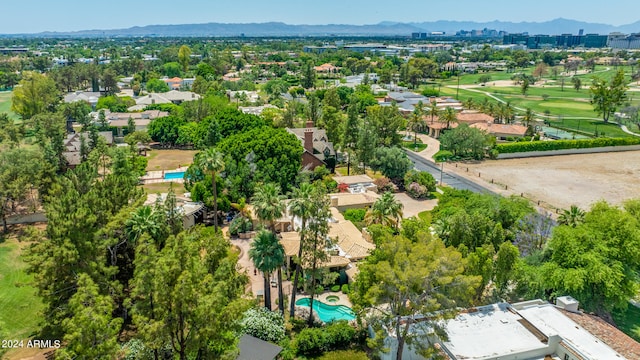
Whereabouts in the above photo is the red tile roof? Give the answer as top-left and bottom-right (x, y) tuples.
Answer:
(560, 309), (640, 360)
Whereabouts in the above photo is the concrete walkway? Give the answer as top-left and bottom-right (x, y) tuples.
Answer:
(621, 125), (640, 137)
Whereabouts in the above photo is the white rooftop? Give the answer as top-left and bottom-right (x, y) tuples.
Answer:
(443, 303), (545, 359)
(439, 300), (626, 360)
(517, 303), (625, 360)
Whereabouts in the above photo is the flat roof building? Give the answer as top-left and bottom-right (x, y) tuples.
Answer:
(383, 298), (632, 360)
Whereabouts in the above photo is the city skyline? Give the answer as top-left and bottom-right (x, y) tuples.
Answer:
(2, 0), (640, 34)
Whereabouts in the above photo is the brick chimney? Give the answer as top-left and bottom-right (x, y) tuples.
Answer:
(304, 128), (314, 153)
(306, 120), (314, 128)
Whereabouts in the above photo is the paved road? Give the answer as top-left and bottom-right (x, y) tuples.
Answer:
(405, 151), (495, 195)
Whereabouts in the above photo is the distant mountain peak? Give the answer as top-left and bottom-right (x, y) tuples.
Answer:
(2, 18), (639, 37)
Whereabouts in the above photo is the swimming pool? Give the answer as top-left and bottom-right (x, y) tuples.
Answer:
(164, 171), (185, 180)
(295, 297), (355, 322)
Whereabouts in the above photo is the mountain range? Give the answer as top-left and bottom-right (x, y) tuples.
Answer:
(5, 18), (640, 37)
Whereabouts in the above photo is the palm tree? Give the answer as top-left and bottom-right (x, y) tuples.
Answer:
(409, 103), (424, 147)
(427, 100), (440, 124)
(522, 107), (535, 132)
(288, 182), (314, 318)
(249, 230), (285, 312)
(231, 197), (252, 220)
(463, 97), (475, 110)
(197, 148), (225, 233)
(558, 205), (585, 228)
(126, 205), (165, 244)
(440, 107), (458, 129)
(252, 183), (287, 233)
(252, 182), (287, 313)
(365, 192), (404, 230)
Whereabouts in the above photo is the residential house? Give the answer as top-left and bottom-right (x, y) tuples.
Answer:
(332, 175), (377, 194)
(382, 297), (635, 360)
(239, 104), (278, 115)
(63, 91), (101, 109)
(128, 90), (201, 111)
(227, 90), (260, 103)
(162, 77), (195, 90)
(424, 110), (527, 139)
(278, 206), (375, 277)
(62, 131), (113, 168)
(93, 109), (168, 137)
(314, 63), (340, 73)
(286, 122), (337, 171)
(470, 122), (528, 140)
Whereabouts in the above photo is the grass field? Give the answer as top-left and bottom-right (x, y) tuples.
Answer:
(0, 91), (18, 120)
(146, 149), (198, 171)
(402, 140), (427, 152)
(0, 237), (43, 340)
(613, 304), (640, 342)
(440, 72), (640, 139)
(142, 182), (187, 196)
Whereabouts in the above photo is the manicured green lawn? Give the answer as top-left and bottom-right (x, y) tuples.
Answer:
(0, 239), (43, 340)
(613, 304), (640, 342)
(485, 86), (592, 99)
(402, 140), (427, 152)
(0, 91), (18, 120)
(317, 349), (369, 360)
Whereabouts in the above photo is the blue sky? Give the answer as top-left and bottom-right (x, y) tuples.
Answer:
(2, 0), (640, 33)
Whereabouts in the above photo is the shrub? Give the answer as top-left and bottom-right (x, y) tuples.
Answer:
(240, 307), (286, 343)
(295, 328), (327, 356)
(374, 176), (397, 193)
(407, 182), (428, 199)
(404, 170), (436, 198)
(331, 285), (341, 292)
(315, 285), (325, 294)
(341, 284), (349, 294)
(337, 182), (349, 193)
(496, 137), (640, 154)
(344, 208), (366, 222)
(421, 88), (440, 97)
(229, 216), (252, 236)
(294, 321), (356, 357)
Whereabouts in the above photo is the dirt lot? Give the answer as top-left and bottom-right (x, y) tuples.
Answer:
(146, 149), (198, 171)
(446, 151), (640, 211)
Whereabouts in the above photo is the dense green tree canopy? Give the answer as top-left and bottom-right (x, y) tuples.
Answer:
(440, 123), (492, 160)
(351, 234), (479, 360)
(370, 146), (413, 182)
(147, 115), (186, 146)
(11, 71), (59, 119)
(540, 201), (640, 315)
(217, 126), (302, 199)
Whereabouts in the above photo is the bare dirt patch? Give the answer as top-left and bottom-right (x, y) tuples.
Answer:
(145, 149), (198, 171)
(447, 151), (640, 211)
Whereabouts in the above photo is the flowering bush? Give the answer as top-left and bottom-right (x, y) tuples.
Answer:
(374, 176), (397, 193)
(407, 182), (428, 199)
(240, 307), (286, 343)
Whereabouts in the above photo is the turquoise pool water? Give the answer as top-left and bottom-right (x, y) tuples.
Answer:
(164, 171), (185, 180)
(295, 297), (355, 322)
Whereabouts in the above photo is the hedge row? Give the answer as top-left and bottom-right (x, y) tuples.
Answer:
(495, 137), (640, 154)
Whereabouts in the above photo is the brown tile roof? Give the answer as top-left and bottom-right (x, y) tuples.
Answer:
(280, 232), (301, 257)
(560, 309), (640, 360)
(456, 111), (494, 124)
(426, 121), (458, 130)
(470, 122), (527, 136)
(329, 208), (375, 260)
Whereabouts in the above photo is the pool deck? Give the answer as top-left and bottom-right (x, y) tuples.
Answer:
(298, 291), (353, 308)
(141, 167), (188, 184)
